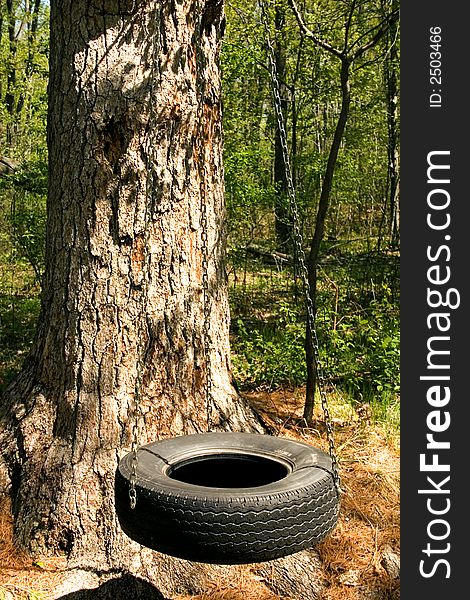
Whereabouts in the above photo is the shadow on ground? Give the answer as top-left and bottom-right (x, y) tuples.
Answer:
(56, 574), (166, 600)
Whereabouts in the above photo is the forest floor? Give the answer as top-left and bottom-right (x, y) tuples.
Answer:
(0, 388), (400, 600)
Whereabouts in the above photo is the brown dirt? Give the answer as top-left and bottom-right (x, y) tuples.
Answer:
(0, 389), (399, 599)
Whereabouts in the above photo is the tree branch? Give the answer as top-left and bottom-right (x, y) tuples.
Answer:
(287, 0), (342, 58)
(343, 0), (357, 54)
(350, 8), (399, 61)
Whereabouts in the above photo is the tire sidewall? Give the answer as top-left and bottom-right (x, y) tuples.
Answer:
(118, 432), (335, 501)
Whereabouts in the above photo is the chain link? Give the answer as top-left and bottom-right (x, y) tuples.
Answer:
(129, 361), (144, 509)
(260, 0), (341, 495)
(198, 101), (213, 432)
(128, 2), (160, 509)
(201, 188), (213, 431)
(129, 4), (215, 511)
(194, 8), (214, 432)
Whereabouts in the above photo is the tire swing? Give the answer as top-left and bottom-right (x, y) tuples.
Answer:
(115, 1), (341, 565)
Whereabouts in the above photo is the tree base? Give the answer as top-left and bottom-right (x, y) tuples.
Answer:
(51, 550), (325, 600)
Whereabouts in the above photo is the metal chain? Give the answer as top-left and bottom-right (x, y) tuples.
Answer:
(129, 4), (214, 512)
(128, 2), (160, 509)
(128, 226), (151, 509)
(200, 181), (213, 431)
(129, 366), (143, 509)
(259, 0), (341, 494)
(191, 0), (214, 432)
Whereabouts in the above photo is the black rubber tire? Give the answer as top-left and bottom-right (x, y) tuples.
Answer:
(115, 432), (339, 564)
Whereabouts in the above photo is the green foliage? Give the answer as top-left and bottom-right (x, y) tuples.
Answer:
(325, 286), (400, 398)
(222, 0), (399, 247)
(0, 287), (40, 394)
(0, 157), (47, 281)
(0, 2), (49, 290)
(222, 2), (275, 245)
(231, 302), (307, 389)
(229, 253), (400, 404)
(0, 0), (50, 159)
(8, 191), (46, 282)
(0, 2), (48, 392)
(369, 390), (400, 438)
(0, 158), (48, 194)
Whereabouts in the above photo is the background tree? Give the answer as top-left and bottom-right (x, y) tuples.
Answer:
(287, 0), (399, 422)
(221, 2), (274, 249)
(0, 0), (48, 280)
(215, 0), (399, 407)
(381, 0), (400, 249)
(1, 0), (46, 150)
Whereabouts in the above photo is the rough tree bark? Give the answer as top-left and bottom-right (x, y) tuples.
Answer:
(304, 56), (351, 424)
(0, 2), (326, 598)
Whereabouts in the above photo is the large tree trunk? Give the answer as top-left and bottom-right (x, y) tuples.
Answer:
(0, 0), (264, 589)
(0, 3), (327, 597)
(304, 57), (351, 424)
(384, 0), (400, 249)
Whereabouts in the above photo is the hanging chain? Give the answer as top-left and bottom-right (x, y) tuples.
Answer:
(198, 113), (213, 427)
(194, 8), (214, 433)
(128, 3), (160, 509)
(200, 180), (213, 431)
(259, 0), (341, 494)
(128, 206), (152, 509)
(129, 365), (144, 509)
